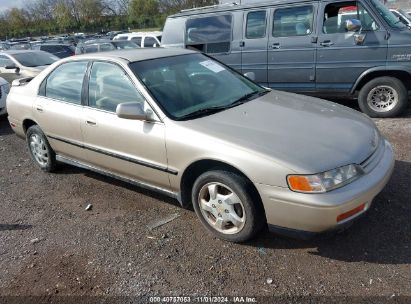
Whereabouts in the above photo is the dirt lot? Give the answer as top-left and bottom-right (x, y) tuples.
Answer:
(0, 102), (410, 302)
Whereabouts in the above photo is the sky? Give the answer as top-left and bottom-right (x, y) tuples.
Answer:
(0, 0), (25, 12)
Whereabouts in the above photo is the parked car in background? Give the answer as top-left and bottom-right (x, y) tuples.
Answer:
(75, 39), (140, 55)
(6, 48), (394, 242)
(0, 50), (59, 83)
(106, 30), (129, 40)
(389, 8), (411, 27)
(32, 44), (75, 58)
(0, 43), (9, 51)
(162, 0), (411, 118)
(8, 42), (31, 50)
(0, 77), (9, 116)
(113, 31), (162, 48)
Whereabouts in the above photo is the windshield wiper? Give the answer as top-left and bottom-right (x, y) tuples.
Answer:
(177, 106), (229, 120)
(177, 90), (270, 121)
(229, 90), (269, 107)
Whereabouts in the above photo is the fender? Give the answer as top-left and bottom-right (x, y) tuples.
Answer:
(350, 65), (411, 94)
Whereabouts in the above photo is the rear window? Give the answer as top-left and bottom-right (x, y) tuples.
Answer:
(185, 14), (232, 54)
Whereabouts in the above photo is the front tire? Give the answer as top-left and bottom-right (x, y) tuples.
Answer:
(26, 125), (57, 172)
(192, 170), (265, 242)
(358, 77), (408, 118)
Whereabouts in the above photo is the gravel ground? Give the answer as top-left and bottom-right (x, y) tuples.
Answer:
(0, 102), (410, 302)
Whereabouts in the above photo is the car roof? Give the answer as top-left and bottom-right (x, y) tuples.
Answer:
(170, 0), (314, 17)
(71, 48), (196, 62)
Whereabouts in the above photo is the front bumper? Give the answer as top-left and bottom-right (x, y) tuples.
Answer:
(255, 139), (395, 236)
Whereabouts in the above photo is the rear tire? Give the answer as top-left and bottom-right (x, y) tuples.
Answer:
(192, 170), (265, 243)
(26, 125), (57, 172)
(358, 77), (408, 118)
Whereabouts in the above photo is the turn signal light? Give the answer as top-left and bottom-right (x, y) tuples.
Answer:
(287, 176), (314, 192)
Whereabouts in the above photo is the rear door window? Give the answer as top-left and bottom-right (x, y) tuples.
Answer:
(185, 14), (232, 54)
(44, 62), (88, 104)
(273, 6), (314, 37)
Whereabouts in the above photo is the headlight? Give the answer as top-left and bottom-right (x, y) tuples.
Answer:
(287, 164), (363, 193)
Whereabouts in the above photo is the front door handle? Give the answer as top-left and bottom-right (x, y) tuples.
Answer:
(320, 40), (334, 47)
(85, 119), (97, 126)
(271, 43), (281, 49)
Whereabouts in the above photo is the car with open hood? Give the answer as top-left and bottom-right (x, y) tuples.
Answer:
(6, 48), (394, 242)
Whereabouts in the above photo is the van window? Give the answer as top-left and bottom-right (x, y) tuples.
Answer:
(246, 11), (267, 39)
(186, 14), (232, 54)
(273, 6), (314, 37)
(323, 2), (379, 34)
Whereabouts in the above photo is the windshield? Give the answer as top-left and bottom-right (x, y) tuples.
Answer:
(13, 51), (59, 67)
(370, 0), (406, 29)
(130, 53), (266, 120)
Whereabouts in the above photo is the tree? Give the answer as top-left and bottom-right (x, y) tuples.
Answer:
(129, 0), (160, 28)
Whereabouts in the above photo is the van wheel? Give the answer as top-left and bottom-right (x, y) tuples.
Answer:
(192, 170), (265, 243)
(358, 77), (408, 118)
(26, 125), (57, 172)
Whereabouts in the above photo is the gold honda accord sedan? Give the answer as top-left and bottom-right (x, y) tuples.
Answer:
(7, 49), (395, 242)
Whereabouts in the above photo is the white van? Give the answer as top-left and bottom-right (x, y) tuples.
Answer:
(112, 32), (162, 48)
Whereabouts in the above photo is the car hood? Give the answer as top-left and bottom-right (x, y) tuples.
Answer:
(180, 91), (379, 174)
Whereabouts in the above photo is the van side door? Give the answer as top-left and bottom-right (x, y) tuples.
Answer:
(316, 0), (388, 93)
(241, 9), (269, 86)
(267, 2), (318, 92)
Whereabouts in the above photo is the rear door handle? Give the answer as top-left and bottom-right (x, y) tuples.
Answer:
(320, 40), (334, 47)
(35, 106), (43, 112)
(271, 43), (281, 49)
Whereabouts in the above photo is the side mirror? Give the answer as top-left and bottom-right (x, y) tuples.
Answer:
(244, 72), (256, 81)
(345, 19), (362, 32)
(5, 64), (20, 73)
(116, 102), (154, 121)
